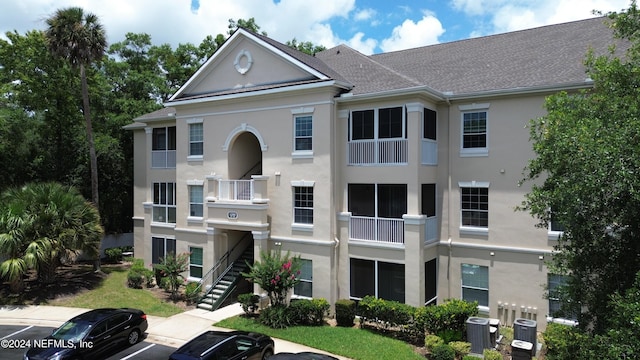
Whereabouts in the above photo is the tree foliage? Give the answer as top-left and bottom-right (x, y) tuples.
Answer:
(520, 1), (640, 333)
(242, 249), (301, 307)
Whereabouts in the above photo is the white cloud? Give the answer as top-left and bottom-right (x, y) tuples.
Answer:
(354, 8), (376, 22)
(380, 13), (445, 52)
(347, 32), (378, 55)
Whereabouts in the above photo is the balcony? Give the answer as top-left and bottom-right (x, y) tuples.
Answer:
(349, 216), (405, 244)
(151, 150), (176, 168)
(206, 175), (269, 231)
(348, 139), (408, 165)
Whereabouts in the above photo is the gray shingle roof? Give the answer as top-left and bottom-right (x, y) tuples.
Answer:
(317, 17), (626, 96)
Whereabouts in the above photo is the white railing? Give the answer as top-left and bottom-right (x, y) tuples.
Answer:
(425, 216), (438, 243)
(218, 180), (253, 201)
(151, 150), (176, 168)
(348, 139), (408, 165)
(350, 216), (404, 244)
(421, 139), (437, 165)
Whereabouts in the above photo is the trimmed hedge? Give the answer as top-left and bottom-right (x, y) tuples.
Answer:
(335, 299), (356, 327)
(288, 298), (330, 326)
(431, 344), (456, 360)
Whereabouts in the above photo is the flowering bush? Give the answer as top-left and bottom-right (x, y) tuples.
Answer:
(153, 252), (190, 300)
(242, 249), (301, 307)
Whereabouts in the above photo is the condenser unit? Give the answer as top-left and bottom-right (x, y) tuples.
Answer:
(513, 318), (537, 356)
(466, 317), (491, 354)
(511, 340), (534, 360)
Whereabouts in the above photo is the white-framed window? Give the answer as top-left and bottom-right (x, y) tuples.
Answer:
(548, 274), (577, 321)
(461, 263), (489, 309)
(292, 181), (314, 229)
(425, 258), (438, 306)
(349, 258), (405, 302)
(188, 121), (203, 157)
(151, 236), (176, 264)
(189, 185), (203, 218)
(548, 208), (566, 240)
(189, 247), (203, 279)
(153, 182), (176, 224)
(294, 259), (312, 298)
(459, 181), (489, 235)
(459, 103), (489, 157)
(292, 107), (314, 158)
(151, 126), (177, 168)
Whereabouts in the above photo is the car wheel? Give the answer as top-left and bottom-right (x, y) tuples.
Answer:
(127, 329), (140, 345)
(262, 348), (273, 359)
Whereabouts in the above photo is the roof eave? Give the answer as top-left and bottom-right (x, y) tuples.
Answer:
(446, 79), (595, 101)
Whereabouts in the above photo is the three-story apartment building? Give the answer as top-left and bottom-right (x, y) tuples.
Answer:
(125, 17), (620, 329)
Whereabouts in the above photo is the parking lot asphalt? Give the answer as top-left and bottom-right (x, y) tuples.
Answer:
(0, 304), (350, 359)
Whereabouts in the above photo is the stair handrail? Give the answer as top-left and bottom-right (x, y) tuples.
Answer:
(240, 160), (262, 180)
(194, 234), (253, 295)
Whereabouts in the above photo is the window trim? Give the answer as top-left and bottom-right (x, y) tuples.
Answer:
(458, 181), (489, 235)
(293, 258), (313, 298)
(151, 236), (176, 264)
(461, 263), (489, 312)
(349, 258), (405, 302)
(152, 182), (176, 224)
(188, 184), (204, 221)
(291, 181), (314, 230)
(292, 107), (314, 158)
(187, 119), (204, 161)
(459, 103), (489, 157)
(188, 246), (203, 280)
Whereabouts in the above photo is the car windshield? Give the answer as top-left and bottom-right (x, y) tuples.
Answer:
(51, 320), (91, 342)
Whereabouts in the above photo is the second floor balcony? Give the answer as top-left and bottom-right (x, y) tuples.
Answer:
(348, 215), (439, 245)
(348, 138), (408, 165)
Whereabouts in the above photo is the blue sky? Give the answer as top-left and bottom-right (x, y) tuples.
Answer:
(0, 0), (632, 55)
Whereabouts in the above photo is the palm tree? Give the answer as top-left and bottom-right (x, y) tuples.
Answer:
(0, 183), (103, 290)
(45, 7), (106, 271)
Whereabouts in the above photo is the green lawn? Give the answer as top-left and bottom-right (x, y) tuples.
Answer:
(52, 266), (184, 317)
(216, 316), (425, 360)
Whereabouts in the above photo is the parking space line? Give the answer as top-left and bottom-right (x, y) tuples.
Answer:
(1, 325), (34, 340)
(120, 343), (156, 359)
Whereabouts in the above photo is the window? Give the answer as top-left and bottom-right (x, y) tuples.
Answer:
(350, 258), (405, 302)
(459, 103), (489, 156)
(460, 185), (488, 229)
(422, 184), (436, 218)
(189, 247), (203, 279)
(294, 259), (312, 297)
(351, 109), (374, 140)
(549, 208), (566, 239)
(425, 259), (437, 305)
(348, 184), (407, 218)
(293, 186), (313, 225)
(189, 122), (203, 157)
(153, 182), (176, 223)
(151, 236), (176, 264)
(151, 126), (176, 168)
(548, 274), (577, 320)
(189, 185), (203, 218)
(378, 107), (404, 138)
(461, 263), (488, 307)
(423, 108), (437, 141)
(294, 115), (312, 151)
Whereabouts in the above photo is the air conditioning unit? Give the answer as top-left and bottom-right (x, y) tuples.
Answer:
(466, 317), (491, 354)
(489, 318), (501, 347)
(513, 318), (537, 356)
(511, 340), (533, 360)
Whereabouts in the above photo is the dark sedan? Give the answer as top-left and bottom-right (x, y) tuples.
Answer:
(270, 352), (338, 360)
(168, 330), (274, 360)
(24, 308), (148, 360)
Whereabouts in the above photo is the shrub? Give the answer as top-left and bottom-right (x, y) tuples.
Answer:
(425, 334), (445, 352)
(105, 247), (123, 263)
(142, 268), (155, 287)
(153, 252), (190, 300)
(242, 249), (302, 307)
(288, 298), (330, 326)
(431, 344), (456, 360)
(358, 295), (415, 329)
(335, 299), (356, 327)
(462, 356), (478, 360)
(482, 349), (501, 360)
(184, 281), (201, 304)
(131, 258), (145, 269)
(127, 269), (144, 288)
(542, 322), (585, 360)
(238, 293), (260, 315)
(259, 304), (291, 329)
(422, 298), (478, 340)
(449, 341), (471, 358)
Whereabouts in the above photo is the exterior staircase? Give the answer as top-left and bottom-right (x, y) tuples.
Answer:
(196, 245), (254, 311)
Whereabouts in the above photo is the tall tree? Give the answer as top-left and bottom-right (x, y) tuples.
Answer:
(45, 7), (106, 210)
(520, 4), (640, 333)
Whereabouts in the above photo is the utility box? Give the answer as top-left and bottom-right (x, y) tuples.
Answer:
(511, 340), (533, 360)
(489, 318), (500, 347)
(513, 318), (537, 356)
(466, 317), (491, 354)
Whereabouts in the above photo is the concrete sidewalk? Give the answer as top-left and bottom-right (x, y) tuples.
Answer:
(0, 304), (350, 359)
